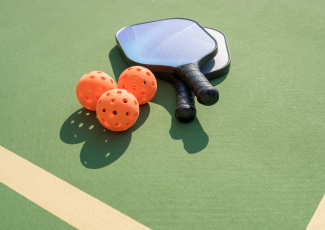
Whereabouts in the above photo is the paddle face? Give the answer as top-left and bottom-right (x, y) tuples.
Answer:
(116, 18), (217, 70)
(155, 27), (231, 82)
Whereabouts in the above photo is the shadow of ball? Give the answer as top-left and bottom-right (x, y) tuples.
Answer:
(60, 104), (150, 169)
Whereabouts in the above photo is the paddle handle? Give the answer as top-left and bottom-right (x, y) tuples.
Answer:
(176, 63), (219, 106)
(174, 77), (196, 123)
(154, 72), (196, 123)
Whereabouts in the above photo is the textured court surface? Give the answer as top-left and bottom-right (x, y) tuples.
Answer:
(1, 0), (325, 229)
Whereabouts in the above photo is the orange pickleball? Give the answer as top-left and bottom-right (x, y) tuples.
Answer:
(76, 71), (116, 111)
(96, 89), (140, 131)
(118, 66), (157, 105)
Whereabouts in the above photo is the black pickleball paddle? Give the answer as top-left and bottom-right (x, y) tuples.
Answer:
(116, 18), (219, 106)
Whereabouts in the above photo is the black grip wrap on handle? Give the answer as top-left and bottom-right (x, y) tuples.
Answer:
(174, 77), (196, 123)
(154, 72), (196, 123)
(175, 63), (219, 106)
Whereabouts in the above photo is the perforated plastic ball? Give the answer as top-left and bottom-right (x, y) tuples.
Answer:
(76, 71), (117, 111)
(118, 66), (157, 105)
(96, 89), (140, 131)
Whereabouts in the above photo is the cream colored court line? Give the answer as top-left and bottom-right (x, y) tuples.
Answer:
(0, 146), (150, 230)
(307, 194), (325, 230)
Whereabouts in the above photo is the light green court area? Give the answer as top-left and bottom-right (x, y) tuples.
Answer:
(1, 0), (325, 229)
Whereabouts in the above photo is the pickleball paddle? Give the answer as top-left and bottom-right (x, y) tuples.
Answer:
(155, 28), (231, 123)
(200, 28), (231, 79)
(116, 18), (219, 106)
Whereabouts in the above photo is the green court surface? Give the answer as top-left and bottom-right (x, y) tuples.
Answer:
(1, 0), (325, 229)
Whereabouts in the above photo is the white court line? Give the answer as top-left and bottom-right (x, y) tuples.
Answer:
(306, 194), (325, 230)
(0, 145), (150, 230)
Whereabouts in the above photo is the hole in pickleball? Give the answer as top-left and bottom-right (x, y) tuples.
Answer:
(136, 68), (141, 71)
(112, 110), (117, 115)
(96, 96), (100, 101)
(133, 75), (137, 80)
(114, 123), (119, 127)
(143, 81), (146, 85)
(110, 99), (115, 104)
(134, 100), (137, 105)
(89, 86), (94, 91)
(85, 96), (89, 100)
(126, 122), (130, 126)
(132, 86), (136, 90)
(102, 108), (106, 112)
(110, 79), (114, 84)
(151, 81), (155, 87)
(141, 91), (145, 95)
(123, 98), (128, 103)
(106, 92), (110, 97)
(100, 76), (105, 81)
(77, 92), (80, 97)
(135, 112), (138, 118)
(122, 85), (125, 89)
(117, 91), (122, 94)
(80, 82), (85, 87)
(146, 72), (150, 76)
(90, 75), (95, 79)
(100, 86), (105, 91)
(97, 71), (102, 73)
(128, 68), (132, 70)
(102, 119), (106, 123)
(126, 112), (130, 116)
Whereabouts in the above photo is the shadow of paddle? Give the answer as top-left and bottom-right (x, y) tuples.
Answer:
(109, 46), (209, 154)
(150, 79), (209, 153)
(60, 104), (150, 169)
(109, 46), (129, 79)
(210, 72), (228, 87)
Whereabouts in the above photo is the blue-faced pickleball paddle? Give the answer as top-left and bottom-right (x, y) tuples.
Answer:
(116, 18), (219, 106)
(155, 27), (231, 123)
